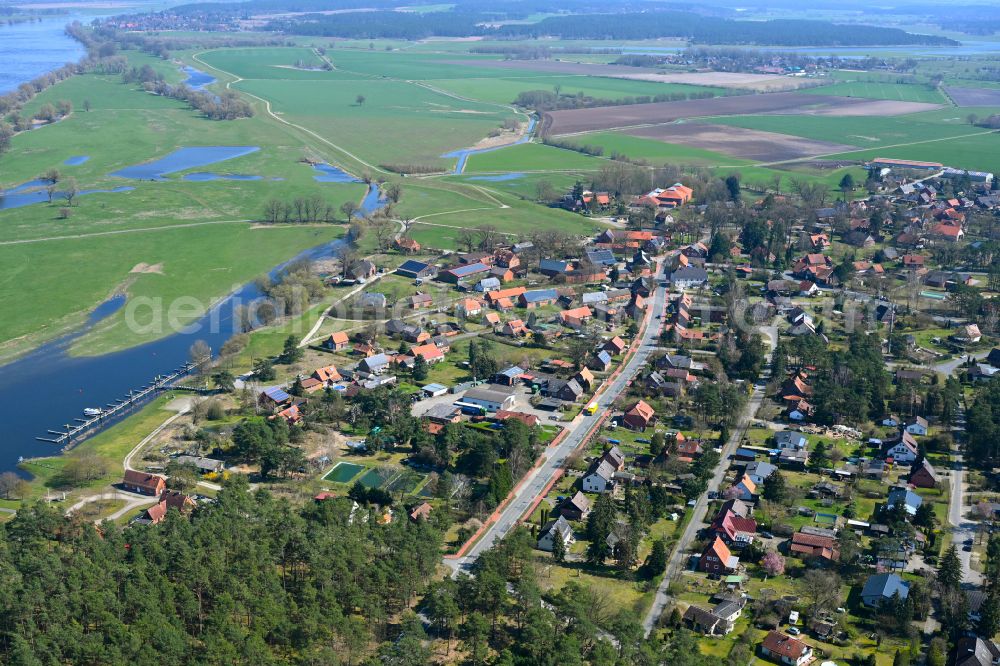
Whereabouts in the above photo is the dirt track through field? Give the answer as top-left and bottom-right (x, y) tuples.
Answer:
(545, 93), (942, 136)
(624, 122), (855, 162)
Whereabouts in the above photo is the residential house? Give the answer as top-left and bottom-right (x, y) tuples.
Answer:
(406, 293), (434, 310)
(604, 336), (627, 355)
(590, 350), (613, 372)
(789, 531), (839, 562)
(904, 416), (928, 436)
(575, 367), (595, 391)
(359, 353), (391, 376)
(347, 259), (377, 281)
(745, 462), (777, 486)
(779, 449), (809, 470)
(952, 324), (983, 344)
(887, 486), (923, 516)
(861, 573), (910, 608)
(711, 510), (757, 550)
(174, 455), (225, 475)
(537, 516), (574, 552)
(669, 266), (709, 289)
(908, 459), (939, 489)
(500, 319), (529, 337)
(456, 298), (483, 318)
(698, 537), (740, 575)
(883, 431), (919, 463)
(409, 502), (433, 522)
(954, 637), (1000, 666)
(393, 236), (421, 254)
(123, 470), (166, 496)
(322, 331), (350, 351)
(683, 605), (730, 635)
(582, 459), (617, 493)
(760, 631), (814, 666)
(560, 306), (594, 329)
(774, 431), (808, 450)
(732, 474), (758, 502)
(410, 344), (445, 364)
(557, 492), (592, 521)
(622, 400), (655, 431)
(494, 410), (539, 428)
(136, 489), (197, 525)
(539, 259), (573, 277)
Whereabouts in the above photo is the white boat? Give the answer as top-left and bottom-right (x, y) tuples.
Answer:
(83, 407), (103, 417)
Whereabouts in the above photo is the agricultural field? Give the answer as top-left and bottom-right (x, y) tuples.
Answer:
(426, 75), (717, 107)
(542, 92), (940, 136)
(799, 80), (948, 104)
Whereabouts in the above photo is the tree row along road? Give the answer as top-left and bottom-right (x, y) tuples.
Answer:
(642, 321), (778, 636)
(445, 261), (669, 574)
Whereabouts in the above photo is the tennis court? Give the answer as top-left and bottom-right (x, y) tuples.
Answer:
(323, 462), (365, 483)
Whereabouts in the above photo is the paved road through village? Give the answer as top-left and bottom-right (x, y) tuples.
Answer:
(444, 263), (669, 574)
(642, 322), (777, 635)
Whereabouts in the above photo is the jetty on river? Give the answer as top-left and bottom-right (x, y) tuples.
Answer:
(36, 361), (200, 448)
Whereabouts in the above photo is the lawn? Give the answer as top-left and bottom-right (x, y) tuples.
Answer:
(464, 142), (607, 173)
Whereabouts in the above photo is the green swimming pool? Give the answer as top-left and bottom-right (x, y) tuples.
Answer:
(323, 462), (365, 483)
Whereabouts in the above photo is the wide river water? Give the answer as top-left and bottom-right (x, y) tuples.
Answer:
(0, 15), (89, 94)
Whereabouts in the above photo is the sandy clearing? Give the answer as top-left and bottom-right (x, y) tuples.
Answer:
(130, 262), (164, 274)
(624, 122), (855, 162)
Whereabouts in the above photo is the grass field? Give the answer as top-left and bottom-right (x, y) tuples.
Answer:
(231, 76), (513, 167)
(799, 80), (948, 104)
(464, 142), (606, 172)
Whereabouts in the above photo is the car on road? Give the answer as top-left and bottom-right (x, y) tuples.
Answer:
(963, 545), (973, 552)
(707, 491), (718, 499)
(965, 538), (974, 545)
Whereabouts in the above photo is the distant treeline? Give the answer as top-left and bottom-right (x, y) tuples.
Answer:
(499, 14), (958, 46)
(380, 163), (444, 175)
(249, 8), (955, 47)
(514, 88), (719, 113)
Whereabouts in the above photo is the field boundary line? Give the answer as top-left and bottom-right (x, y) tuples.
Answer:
(0, 219), (250, 246)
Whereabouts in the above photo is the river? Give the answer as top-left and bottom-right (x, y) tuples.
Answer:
(0, 14), (90, 94)
(0, 234), (353, 475)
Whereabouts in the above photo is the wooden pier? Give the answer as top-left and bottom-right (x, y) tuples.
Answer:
(36, 362), (199, 447)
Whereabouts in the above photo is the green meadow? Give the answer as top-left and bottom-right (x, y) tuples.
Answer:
(464, 142), (606, 172)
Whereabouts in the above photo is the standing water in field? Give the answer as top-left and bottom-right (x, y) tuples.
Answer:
(442, 116), (537, 175)
(64, 155), (90, 166)
(182, 65), (216, 90)
(110, 146), (261, 180)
